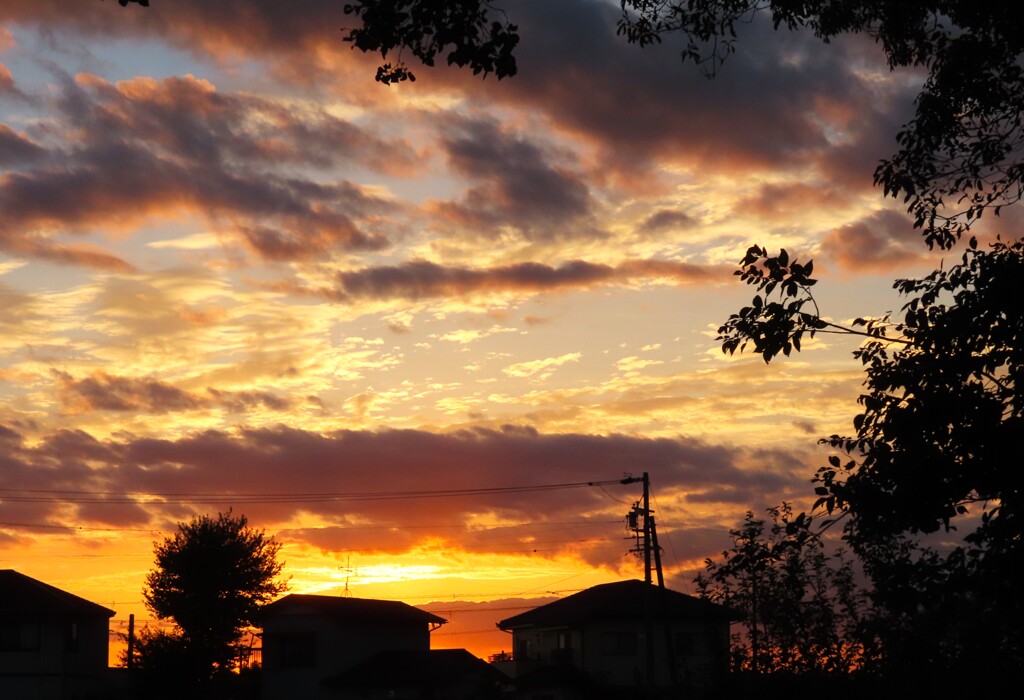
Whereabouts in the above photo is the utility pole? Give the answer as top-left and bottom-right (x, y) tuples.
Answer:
(622, 472), (679, 690)
(623, 473), (655, 689)
(126, 613), (135, 673)
(623, 472), (653, 584)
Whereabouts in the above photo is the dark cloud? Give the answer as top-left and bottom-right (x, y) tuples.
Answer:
(820, 209), (931, 271)
(14, 241), (134, 271)
(731, 181), (856, 220)
(462, 0), (889, 181)
(0, 1), (347, 63)
(0, 61), (26, 101)
(792, 420), (817, 435)
(53, 370), (293, 415)
(639, 209), (697, 233)
(0, 73), (407, 265)
(431, 117), (594, 240)
(54, 370), (200, 413)
(321, 258), (724, 302)
(1, 0), (907, 187)
(0, 125), (43, 165)
(0, 423), (803, 552)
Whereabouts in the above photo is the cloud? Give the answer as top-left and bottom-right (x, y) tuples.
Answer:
(0, 423), (801, 548)
(1, 0), (904, 188)
(0, 1), (349, 65)
(503, 353), (581, 379)
(731, 181), (856, 220)
(429, 117), (595, 240)
(639, 209), (698, 233)
(820, 209), (932, 271)
(53, 370), (293, 415)
(0, 125), (44, 166)
(319, 258), (725, 302)
(0, 62), (16, 96)
(449, 0), (894, 183)
(0, 73), (411, 266)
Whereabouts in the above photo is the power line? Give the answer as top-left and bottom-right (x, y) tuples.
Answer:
(0, 521), (162, 533)
(0, 479), (625, 506)
(0, 518), (621, 536)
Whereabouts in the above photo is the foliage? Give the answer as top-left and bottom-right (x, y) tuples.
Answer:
(125, 625), (262, 699)
(695, 504), (872, 675)
(342, 0), (518, 84)
(142, 511), (288, 682)
(122, 627), (195, 697)
(716, 245), (824, 363)
(718, 237), (1024, 678)
(719, 237), (1022, 538)
(816, 237), (1024, 678)
(815, 237), (1022, 542)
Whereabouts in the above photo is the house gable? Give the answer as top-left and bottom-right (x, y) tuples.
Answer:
(0, 569), (114, 700)
(497, 580), (730, 692)
(261, 594), (448, 700)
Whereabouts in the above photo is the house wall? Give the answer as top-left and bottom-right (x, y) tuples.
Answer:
(262, 614), (431, 700)
(0, 617), (110, 700)
(512, 626), (580, 668)
(580, 617), (728, 688)
(511, 617), (729, 690)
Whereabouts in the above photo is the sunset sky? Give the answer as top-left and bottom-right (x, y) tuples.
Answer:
(0, 0), (1001, 660)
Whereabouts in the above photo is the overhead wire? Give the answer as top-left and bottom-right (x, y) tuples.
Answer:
(0, 478), (626, 506)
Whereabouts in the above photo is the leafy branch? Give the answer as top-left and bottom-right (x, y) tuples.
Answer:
(342, 1), (518, 84)
(716, 245), (910, 363)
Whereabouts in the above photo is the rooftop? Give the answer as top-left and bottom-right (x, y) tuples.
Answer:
(263, 593), (446, 626)
(0, 569), (115, 621)
(497, 579), (730, 630)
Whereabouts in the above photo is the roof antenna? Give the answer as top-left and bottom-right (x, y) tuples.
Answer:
(339, 554), (355, 598)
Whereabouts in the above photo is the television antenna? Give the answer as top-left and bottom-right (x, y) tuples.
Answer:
(339, 554), (357, 597)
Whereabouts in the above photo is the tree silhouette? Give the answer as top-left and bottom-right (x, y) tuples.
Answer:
(696, 504), (871, 675)
(343, 0), (518, 84)
(718, 238), (1024, 682)
(141, 511), (288, 684)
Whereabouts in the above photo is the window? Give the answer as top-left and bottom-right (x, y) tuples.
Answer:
(0, 622), (41, 652)
(65, 622), (79, 652)
(516, 639), (534, 660)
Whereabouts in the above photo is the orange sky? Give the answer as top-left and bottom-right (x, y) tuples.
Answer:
(0, 0), (1004, 663)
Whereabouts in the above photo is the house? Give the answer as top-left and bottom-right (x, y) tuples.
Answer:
(0, 569), (115, 700)
(260, 593), (447, 700)
(496, 579), (731, 698)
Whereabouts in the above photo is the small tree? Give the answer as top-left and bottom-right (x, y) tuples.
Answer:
(695, 504), (872, 675)
(141, 511), (288, 683)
